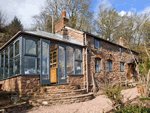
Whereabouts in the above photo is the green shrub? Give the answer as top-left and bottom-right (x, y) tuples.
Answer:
(139, 97), (150, 101)
(104, 86), (122, 105)
(115, 105), (150, 113)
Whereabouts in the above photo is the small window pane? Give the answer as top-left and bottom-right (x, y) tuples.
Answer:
(0, 53), (3, 80)
(106, 61), (109, 72)
(107, 60), (112, 72)
(75, 61), (81, 74)
(95, 58), (101, 73)
(120, 62), (124, 72)
(42, 42), (48, 75)
(10, 44), (13, 77)
(66, 46), (74, 74)
(1, 52), (4, 79)
(95, 39), (100, 49)
(5, 49), (8, 78)
(24, 57), (36, 74)
(75, 49), (81, 60)
(25, 39), (36, 55)
(37, 40), (40, 74)
(110, 61), (112, 71)
(14, 57), (20, 75)
(15, 40), (19, 56)
(119, 48), (122, 54)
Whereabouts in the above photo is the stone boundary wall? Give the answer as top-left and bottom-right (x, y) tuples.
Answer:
(1, 75), (40, 96)
(67, 75), (84, 89)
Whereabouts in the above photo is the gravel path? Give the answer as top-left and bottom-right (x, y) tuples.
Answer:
(21, 95), (113, 113)
(21, 87), (140, 113)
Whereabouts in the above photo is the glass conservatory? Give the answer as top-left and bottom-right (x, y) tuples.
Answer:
(0, 31), (83, 84)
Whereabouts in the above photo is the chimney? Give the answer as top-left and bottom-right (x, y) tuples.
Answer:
(55, 10), (69, 34)
(119, 37), (124, 46)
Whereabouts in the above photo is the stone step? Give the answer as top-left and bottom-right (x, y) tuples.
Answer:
(43, 84), (80, 91)
(29, 92), (94, 106)
(35, 89), (87, 98)
(41, 85), (80, 93)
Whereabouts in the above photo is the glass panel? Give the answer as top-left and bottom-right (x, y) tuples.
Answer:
(14, 57), (20, 75)
(95, 39), (99, 49)
(24, 56), (36, 74)
(75, 61), (81, 74)
(10, 44), (13, 77)
(42, 41), (48, 75)
(66, 46), (74, 74)
(25, 39), (36, 55)
(75, 49), (81, 60)
(37, 40), (40, 74)
(59, 46), (65, 79)
(120, 62), (124, 72)
(110, 61), (112, 71)
(0, 53), (3, 80)
(106, 61), (109, 72)
(1, 52), (4, 79)
(15, 40), (19, 56)
(119, 48), (122, 54)
(5, 49), (8, 78)
(95, 59), (101, 73)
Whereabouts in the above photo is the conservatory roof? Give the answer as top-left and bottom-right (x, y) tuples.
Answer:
(0, 30), (84, 50)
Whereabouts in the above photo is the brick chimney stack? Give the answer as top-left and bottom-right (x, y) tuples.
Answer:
(55, 10), (69, 34)
(62, 10), (66, 18)
(119, 37), (124, 46)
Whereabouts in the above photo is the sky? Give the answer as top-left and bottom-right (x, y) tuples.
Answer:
(1, 0), (150, 29)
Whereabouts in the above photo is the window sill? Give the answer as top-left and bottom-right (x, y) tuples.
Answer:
(67, 74), (84, 76)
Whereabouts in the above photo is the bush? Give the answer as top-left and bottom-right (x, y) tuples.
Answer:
(104, 86), (122, 105)
(115, 105), (150, 113)
(139, 97), (150, 101)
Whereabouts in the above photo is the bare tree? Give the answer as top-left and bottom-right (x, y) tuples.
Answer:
(0, 7), (8, 32)
(32, 0), (93, 33)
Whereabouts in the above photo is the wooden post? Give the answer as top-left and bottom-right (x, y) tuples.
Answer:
(92, 72), (96, 92)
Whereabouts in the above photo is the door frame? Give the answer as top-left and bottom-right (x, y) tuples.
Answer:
(40, 39), (51, 84)
(58, 44), (67, 84)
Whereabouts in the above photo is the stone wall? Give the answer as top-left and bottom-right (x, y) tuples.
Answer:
(1, 75), (40, 96)
(85, 35), (139, 90)
(67, 75), (84, 89)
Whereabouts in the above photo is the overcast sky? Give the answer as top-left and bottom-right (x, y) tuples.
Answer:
(0, 0), (45, 29)
(1, 0), (150, 29)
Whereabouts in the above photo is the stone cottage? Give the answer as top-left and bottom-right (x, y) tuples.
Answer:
(0, 10), (139, 95)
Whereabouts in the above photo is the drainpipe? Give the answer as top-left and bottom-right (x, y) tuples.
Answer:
(85, 33), (88, 92)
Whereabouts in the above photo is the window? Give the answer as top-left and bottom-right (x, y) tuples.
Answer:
(5, 49), (8, 78)
(15, 40), (19, 56)
(131, 51), (133, 56)
(75, 48), (82, 74)
(0, 53), (3, 80)
(95, 58), (101, 73)
(14, 57), (20, 75)
(37, 40), (40, 74)
(66, 46), (74, 74)
(14, 40), (20, 75)
(1, 51), (4, 79)
(25, 39), (36, 55)
(120, 62), (124, 72)
(119, 47), (122, 54)
(24, 38), (38, 74)
(106, 60), (112, 72)
(9, 44), (13, 77)
(42, 41), (48, 75)
(95, 39), (100, 49)
(24, 56), (36, 74)
(75, 48), (81, 59)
